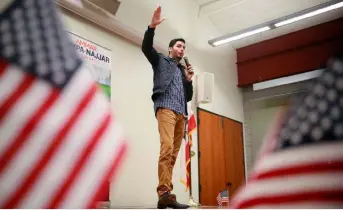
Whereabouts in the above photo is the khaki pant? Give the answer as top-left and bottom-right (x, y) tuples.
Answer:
(156, 108), (186, 196)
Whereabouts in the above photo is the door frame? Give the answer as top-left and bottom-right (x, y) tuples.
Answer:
(196, 107), (246, 204)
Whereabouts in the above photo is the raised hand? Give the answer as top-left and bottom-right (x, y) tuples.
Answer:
(150, 6), (165, 28)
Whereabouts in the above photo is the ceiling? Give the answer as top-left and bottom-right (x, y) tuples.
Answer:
(195, 0), (343, 49)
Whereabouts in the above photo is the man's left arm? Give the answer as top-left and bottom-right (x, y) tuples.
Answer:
(185, 80), (193, 102)
(183, 64), (194, 102)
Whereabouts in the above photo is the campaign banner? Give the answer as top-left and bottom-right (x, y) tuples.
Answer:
(68, 31), (112, 90)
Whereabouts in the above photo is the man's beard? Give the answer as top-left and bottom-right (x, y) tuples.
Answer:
(169, 54), (182, 62)
(176, 56), (182, 61)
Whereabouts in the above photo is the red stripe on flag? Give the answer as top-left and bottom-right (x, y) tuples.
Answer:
(235, 189), (343, 209)
(0, 74), (35, 122)
(0, 59), (8, 78)
(47, 113), (112, 208)
(0, 89), (59, 173)
(87, 141), (127, 209)
(185, 141), (190, 188)
(2, 84), (97, 208)
(188, 115), (196, 133)
(254, 160), (343, 180)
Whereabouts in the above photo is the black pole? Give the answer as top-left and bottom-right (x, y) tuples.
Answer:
(185, 120), (192, 197)
(188, 132), (192, 197)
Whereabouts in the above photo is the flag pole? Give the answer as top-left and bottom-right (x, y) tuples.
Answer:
(186, 121), (200, 207)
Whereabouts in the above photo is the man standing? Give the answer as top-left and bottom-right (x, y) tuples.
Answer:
(142, 6), (194, 209)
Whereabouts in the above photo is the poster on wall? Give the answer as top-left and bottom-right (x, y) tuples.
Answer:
(68, 31), (112, 99)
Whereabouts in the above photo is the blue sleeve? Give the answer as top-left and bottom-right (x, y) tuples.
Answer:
(141, 26), (159, 66)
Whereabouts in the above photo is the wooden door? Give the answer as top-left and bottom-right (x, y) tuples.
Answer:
(198, 109), (225, 206)
(198, 108), (245, 206)
(222, 118), (245, 197)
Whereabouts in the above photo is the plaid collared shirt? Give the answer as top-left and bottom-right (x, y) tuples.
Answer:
(154, 64), (187, 117)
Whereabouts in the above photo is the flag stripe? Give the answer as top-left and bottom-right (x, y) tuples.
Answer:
(232, 173), (343, 206)
(87, 142), (127, 208)
(235, 189), (343, 209)
(0, 80), (56, 205)
(252, 142), (343, 177)
(2, 84), (97, 208)
(255, 160), (343, 180)
(59, 123), (124, 208)
(47, 113), (112, 208)
(17, 88), (108, 208)
(0, 59), (7, 78)
(0, 88), (58, 174)
(0, 73), (35, 122)
(0, 77), (52, 156)
(0, 66), (24, 109)
(0, 70), (96, 208)
(188, 115), (196, 133)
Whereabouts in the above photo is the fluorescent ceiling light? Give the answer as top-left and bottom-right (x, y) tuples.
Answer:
(275, 1), (343, 27)
(208, 0), (343, 47)
(213, 26), (271, 46)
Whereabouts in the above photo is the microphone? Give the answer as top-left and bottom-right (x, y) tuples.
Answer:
(183, 57), (193, 74)
(184, 56), (190, 67)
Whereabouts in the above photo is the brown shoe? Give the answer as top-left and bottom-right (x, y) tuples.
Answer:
(157, 193), (189, 209)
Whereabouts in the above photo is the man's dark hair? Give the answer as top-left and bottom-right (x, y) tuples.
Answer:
(169, 38), (185, 48)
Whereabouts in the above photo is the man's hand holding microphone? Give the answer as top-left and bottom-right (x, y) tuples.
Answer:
(183, 57), (194, 82)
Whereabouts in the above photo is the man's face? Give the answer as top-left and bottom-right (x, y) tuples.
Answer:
(169, 41), (185, 59)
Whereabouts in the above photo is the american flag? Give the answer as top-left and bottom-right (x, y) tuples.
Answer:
(216, 190), (229, 206)
(230, 56), (343, 208)
(0, 0), (127, 208)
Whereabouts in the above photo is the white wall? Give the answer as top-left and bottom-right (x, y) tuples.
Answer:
(60, 0), (243, 207)
(250, 104), (288, 164)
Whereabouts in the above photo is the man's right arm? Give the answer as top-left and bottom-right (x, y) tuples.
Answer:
(141, 26), (159, 66)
